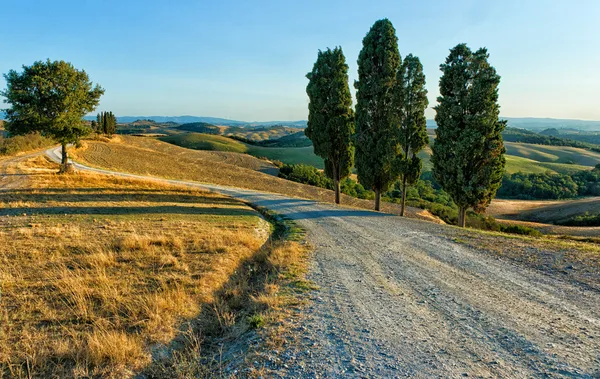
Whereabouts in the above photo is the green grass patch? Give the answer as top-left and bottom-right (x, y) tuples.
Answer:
(246, 145), (324, 168)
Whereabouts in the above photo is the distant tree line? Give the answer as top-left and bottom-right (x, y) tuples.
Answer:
(502, 127), (593, 149)
(93, 111), (117, 136)
(497, 165), (600, 200)
(305, 19), (505, 227)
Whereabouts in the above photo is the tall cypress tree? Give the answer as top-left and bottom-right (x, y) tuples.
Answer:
(107, 111), (116, 136)
(100, 111), (107, 134)
(305, 47), (354, 204)
(96, 113), (102, 133)
(354, 19), (402, 211)
(432, 44), (506, 227)
(395, 54), (429, 216)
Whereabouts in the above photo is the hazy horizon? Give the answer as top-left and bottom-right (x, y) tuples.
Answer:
(2, 0), (599, 121)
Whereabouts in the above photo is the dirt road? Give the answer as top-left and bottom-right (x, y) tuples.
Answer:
(44, 147), (600, 377)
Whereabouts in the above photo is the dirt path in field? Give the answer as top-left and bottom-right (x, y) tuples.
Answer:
(0, 153), (34, 189)
(44, 147), (600, 378)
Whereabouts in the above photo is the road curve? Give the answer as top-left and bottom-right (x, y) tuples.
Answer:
(45, 147), (600, 378)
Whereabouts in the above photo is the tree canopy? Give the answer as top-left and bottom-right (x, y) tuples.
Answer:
(1, 59), (104, 169)
(305, 47), (355, 204)
(432, 44), (506, 227)
(354, 19), (402, 210)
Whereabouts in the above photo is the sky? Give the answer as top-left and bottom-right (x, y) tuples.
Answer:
(1, 0), (599, 121)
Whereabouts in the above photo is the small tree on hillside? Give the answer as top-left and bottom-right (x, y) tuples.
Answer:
(395, 54), (429, 216)
(305, 47), (355, 204)
(1, 59), (104, 171)
(432, 44), (506, 227)
(354, 19), (402, 211)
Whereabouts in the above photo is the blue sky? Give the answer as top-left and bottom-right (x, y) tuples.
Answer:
(1, 0), (599, 121)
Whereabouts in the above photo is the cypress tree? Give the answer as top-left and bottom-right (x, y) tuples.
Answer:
(395, 54), (429, 216)
(354, 19), (402, 211)
(432, 44), (506, 227)
(96, 113), (102, 133)
(107, 112), (116, 136)
(102, 111), (108, 134)
(305, 47), (354, 204)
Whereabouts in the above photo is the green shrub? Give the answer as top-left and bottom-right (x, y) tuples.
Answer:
(498, 166), (600, 200)
(498, 223), (542, 236)
(278, 164), (333, 189)
(247, 313), (265, 329)
(0, 133), (55, 155)
(559, 212), (600, 226)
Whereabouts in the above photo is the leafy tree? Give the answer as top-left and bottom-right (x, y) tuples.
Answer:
(354, 19), (402, 211)
(395, 54), (429, 216)
(432, 44), (506, 227)
(1, 59), (104, 171)
(305, 47), (355, 204)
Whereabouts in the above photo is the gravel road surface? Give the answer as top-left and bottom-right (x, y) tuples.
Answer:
(43, 147), (600, 378)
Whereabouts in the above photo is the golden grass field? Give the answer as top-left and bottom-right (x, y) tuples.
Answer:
(487, 197), (600, 236)
(0, 155), (308, 378)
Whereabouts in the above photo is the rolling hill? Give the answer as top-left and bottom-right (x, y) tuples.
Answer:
(84, 114), (308, 128)
(162, 132), (325, 168)
(162, 131), (598, 175)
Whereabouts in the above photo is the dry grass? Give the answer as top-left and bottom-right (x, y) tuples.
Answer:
(486, 197), (600, 236)
(0, 156), (308, 378)
(71, 136), (433, 221)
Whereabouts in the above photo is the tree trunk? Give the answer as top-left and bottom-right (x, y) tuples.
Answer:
(61, 143), (68, 166)
(333, 163), (340, 204)
(59, 143), (73, 174)
(375, 189), (381, 211)
(458, 206), (467, 228)
(400, 176), (407, 217)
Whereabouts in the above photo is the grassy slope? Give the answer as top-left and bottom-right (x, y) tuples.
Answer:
(71, 137), (436, 221)
(161, 132), (325, 168)
(247, 145), (324, 168)
(489, 196), (600, 224)
(161, 133), (248, 153)
(0, 154), (308, 378)
(161, 132), (597, 176)
(0, 156), (261, 376)
(417, 145), (592, 175)
(504, 142), (600, 167)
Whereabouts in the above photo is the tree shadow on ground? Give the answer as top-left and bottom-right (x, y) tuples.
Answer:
(0, 188), (242, 206)
(0, 205), (256, 217)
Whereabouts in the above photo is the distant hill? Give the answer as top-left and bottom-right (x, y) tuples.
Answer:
(426, 117), (600, 132)
(83, 115), (307, 128)
(176, 122), (222, 134)
(502, 117), (600, 132)
(257, 131), (312, 147)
